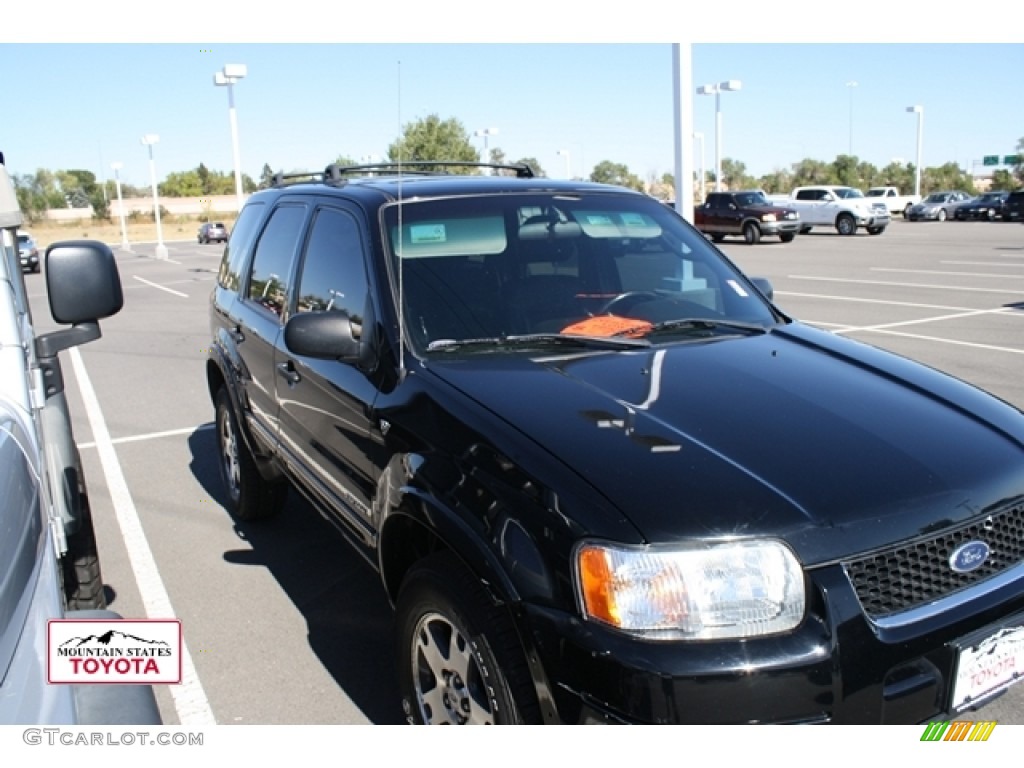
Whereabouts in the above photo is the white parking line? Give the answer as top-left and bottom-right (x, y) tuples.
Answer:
(847, 328), (1024, 355)
(789, 275), (1024, 295)
(776, 291), (979, 313)
(78, 424), (213, 450)
(941, 261), (1024, 268)
(871, 268), (1024, 280)
(132, 275), (189, 297)
(68, 348), (216, 726)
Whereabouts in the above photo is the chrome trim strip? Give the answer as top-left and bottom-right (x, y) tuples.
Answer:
(870, 561), (1024, 630)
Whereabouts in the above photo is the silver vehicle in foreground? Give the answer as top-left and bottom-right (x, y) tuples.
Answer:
(906, 191), (973, 222)
(0, 151), (161, 724)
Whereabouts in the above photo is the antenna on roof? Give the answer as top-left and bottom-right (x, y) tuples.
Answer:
(396, 60), (406, 380)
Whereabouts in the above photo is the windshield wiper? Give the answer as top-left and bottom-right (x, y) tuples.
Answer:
(612, 318), (769, 338)
(426, 333), (651, 352)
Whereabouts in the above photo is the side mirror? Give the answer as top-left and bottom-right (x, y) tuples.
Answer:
(750, 277), (774, 301)
(45, 240), (123, 324)
(284, 310), (361, 361)
(35, 241), (124, 361)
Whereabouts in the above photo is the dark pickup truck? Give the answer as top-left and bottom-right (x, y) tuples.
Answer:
(694, 190), (801, 244)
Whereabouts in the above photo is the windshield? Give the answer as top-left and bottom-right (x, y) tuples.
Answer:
(924, 194), (947, 203)
(383, 193), (781, 355)
(835, 188), (865, 199)
(734, 191), (768, 206)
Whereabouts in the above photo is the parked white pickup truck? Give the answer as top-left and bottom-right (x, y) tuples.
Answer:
(780, 186), (891, 236)
(866, 186), (921, 218)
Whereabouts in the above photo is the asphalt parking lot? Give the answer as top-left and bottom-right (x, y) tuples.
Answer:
(25, 217), (1024, 725)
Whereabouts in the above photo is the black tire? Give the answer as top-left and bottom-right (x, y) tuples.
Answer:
(395, 553), (540, 725)
(903, 205), (913, 218)
(710, 233), (725, 243)
(800, 226), (812, 234)
(836, 214), (857, 236)
(62, 485), (106, 610)
(779, 232), (795, 243)
(214, 388), (287, 521)
(866, 226), (885, 236)
(742, 221), (761, 245)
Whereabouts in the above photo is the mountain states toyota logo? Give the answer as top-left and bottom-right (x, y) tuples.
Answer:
(47, 619), (182, 684)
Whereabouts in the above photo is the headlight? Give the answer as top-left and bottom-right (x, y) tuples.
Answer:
(761, 214), (777, 222)
(575, 539), (805, 641)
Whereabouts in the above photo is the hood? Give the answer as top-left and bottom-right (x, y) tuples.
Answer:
(425, 324), (1024, 564)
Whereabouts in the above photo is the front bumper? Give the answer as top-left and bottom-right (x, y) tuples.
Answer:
(759, 219), (801, 236)
(908, 208), (941, 221)
(855, 213), (891, 228)
(19, 253), (39, 270)
(522, 563), (1024, 724)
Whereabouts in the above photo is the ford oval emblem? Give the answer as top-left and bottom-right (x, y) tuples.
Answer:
(949, 541), (990, 573)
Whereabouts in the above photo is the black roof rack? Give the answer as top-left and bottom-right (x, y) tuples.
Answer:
(325, 161), (535, 179)
(271, 160), (536, 189)
(271, 169), (331, 188)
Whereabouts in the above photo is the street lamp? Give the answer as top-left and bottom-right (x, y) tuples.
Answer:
(557, 148), (571, 180)
(846, 81), (858, 156)
(696, 80), (741, 192)
(475, 127), (498, 174)
(214, 63), (247, 212)
(693, 132), (705, 202)
(110, 162), (130, 252)
(906, 105), (924, 198)
(140, 134), (167, 260)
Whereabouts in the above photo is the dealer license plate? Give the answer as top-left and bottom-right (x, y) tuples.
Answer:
(951, 625), (1024, 711)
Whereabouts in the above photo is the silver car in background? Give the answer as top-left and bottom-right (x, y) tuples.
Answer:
(906, 191), (973, 222)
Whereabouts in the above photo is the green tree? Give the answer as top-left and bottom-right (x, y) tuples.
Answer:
(831, 155), (860, 187)
(1015, 137), (1024, 185)
(386, 114), (478, 173)
(922, 162), (974, 194)
(790, 158), (832, 187)
(197, 163), (212, 194)
(160, 170), (204, 197)
(991, 169), (1020, 191)
(877, 162), (914, 193)
(590, 160), (644, 190)
(720, 158), (754, 191)
(758, 168), (794, 195)
(259, 163), (275, 189)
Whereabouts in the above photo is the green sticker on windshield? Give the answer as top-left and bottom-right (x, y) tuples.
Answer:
(410, 224), (447, 244)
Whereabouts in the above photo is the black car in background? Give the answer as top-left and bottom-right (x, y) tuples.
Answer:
(955, 191), (1009, 220)
(1004, 190), (1024, 222)
(198, 221), (229, 244)
(207, 161), (1024, 725)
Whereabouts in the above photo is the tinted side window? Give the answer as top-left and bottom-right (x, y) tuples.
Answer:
(246, 204), (307, 319)
(795, 190), (815, 201)
(217, 201), (266, 290)
(295, 207), (369, 326)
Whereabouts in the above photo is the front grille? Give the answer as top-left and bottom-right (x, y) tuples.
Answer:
(843, 502), (1024, 619)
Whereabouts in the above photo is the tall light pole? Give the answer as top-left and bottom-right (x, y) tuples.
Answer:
(906, 105), (924, 198)
(846, 81), (858, 156)
(215, 64), (247, 212)
(693, 132), (705, 202)
(110, 161), (130, 252)
(140, 134), (167, 260)
(557, 148), (571, 179)
(696, 80), (741, 192)
(475, 127), (498, 174)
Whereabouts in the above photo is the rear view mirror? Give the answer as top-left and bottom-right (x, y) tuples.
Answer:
(45, 240), (124, 325)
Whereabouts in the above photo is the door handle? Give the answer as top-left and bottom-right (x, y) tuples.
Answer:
(276, 362), (301, 386)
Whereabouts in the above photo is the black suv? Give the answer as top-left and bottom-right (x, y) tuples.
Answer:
(207, 162), (1024, 725)
(1004, 190), (1024, 222)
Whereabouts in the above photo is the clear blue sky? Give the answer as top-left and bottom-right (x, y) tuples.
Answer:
(2, 6), (1022, 189)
